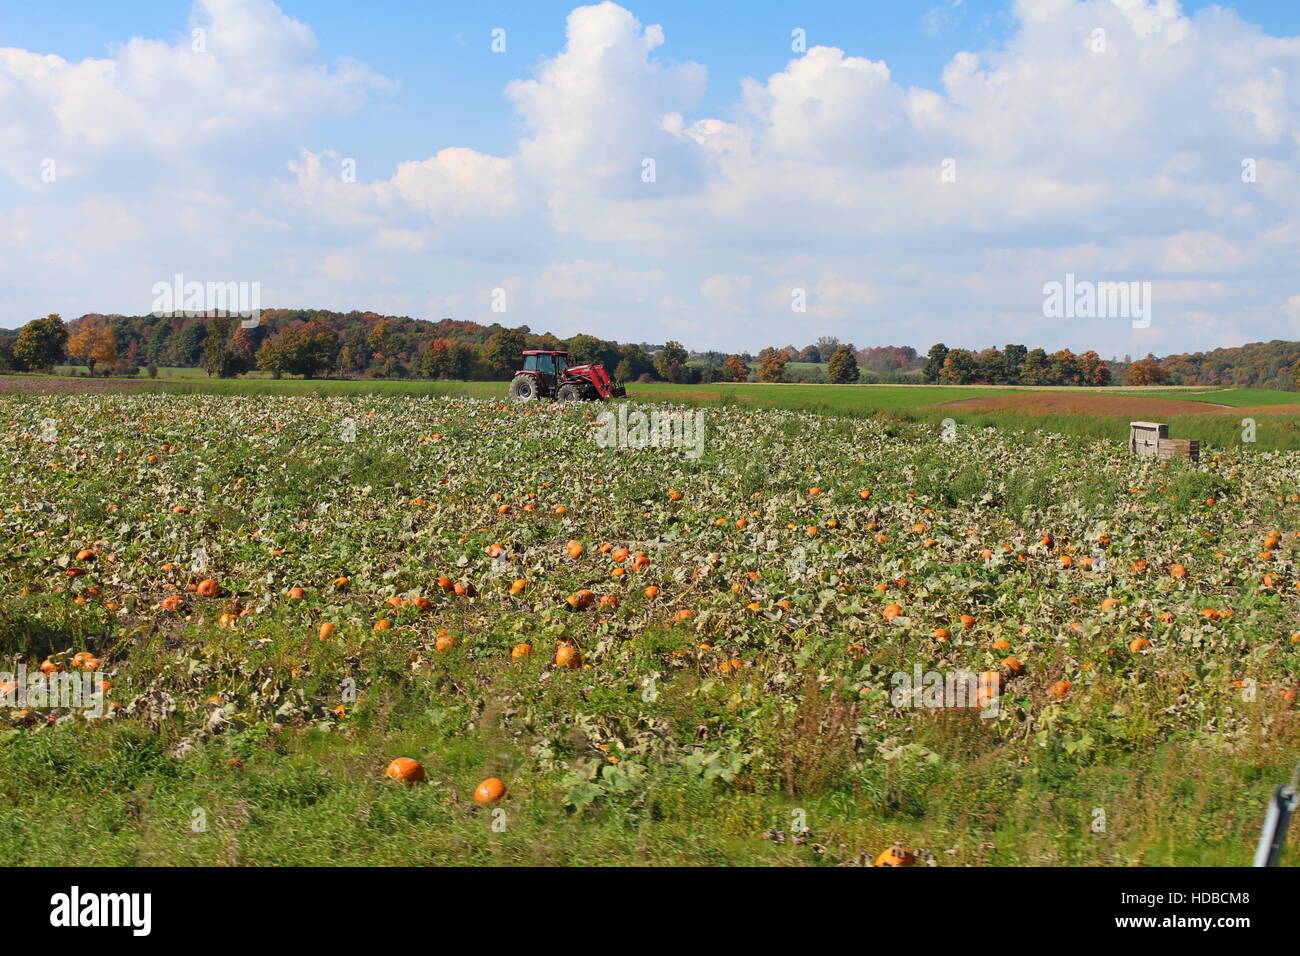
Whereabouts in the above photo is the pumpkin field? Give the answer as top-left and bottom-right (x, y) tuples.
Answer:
(1, 389), (1298, 865)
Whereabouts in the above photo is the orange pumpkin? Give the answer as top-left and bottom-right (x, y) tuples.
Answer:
(511, 643), (532, 659)
(882, 603), (902, 621)
(874, 843), (916, 867)
(567, 589), (595, 610)
(474, 777), (506, 805)
(555, 643), (582, 669)
(385, 757), (425, 785)
(196, 579), (218, 597)
(318, 622), (335, 641)
(566, 540), (585, 559)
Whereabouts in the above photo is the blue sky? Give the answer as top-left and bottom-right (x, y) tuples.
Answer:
(2, 0), (1299, 355)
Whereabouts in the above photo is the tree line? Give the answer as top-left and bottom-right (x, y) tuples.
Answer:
(2, 311), (1297, 390)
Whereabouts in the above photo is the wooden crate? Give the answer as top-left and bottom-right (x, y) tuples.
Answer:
(1157, 437), (1199, 462)
(1129, 421), (1168, 456)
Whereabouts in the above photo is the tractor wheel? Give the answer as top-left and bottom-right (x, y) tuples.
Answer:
(509, 374), (539, 402)
(555, 384), (582, 403)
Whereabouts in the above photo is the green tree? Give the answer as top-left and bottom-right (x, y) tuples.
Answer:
(164, 322), (208, 366)
(826, 344), (860, 383)
(1003, 344), (1028, 381)
(200, 316), (243, 378)
(481, 328), (527, 378)
(922, 343), (948, 383)
(566, 333), (616, 369)
(256, 318), (340, 378)
(446, 341), (477, 380)
(654, 341), (689, 382)
(13, 314), (68, 372)
(1019, 348), (1053, 385)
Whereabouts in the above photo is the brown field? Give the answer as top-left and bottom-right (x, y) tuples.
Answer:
(941, 392), (1300, 417)
(0, 375), (150, 395)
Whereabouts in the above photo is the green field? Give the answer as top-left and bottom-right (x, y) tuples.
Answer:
(14, 372), (1300, 450)
(2, 391), (1297, 865)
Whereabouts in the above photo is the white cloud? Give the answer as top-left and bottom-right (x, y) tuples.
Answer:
(2, 0), (1300, 358)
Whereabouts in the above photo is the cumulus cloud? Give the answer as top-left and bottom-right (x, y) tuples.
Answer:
(1, 0), (1299, 356)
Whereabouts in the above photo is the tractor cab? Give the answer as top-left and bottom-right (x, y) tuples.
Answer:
(522, 350), (567, 391)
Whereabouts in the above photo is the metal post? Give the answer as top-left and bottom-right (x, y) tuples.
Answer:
(1254, 762), (1300, 867)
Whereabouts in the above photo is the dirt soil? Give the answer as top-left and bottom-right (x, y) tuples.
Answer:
(938, 392), (1300, 417)
(0, 376), (154, 395)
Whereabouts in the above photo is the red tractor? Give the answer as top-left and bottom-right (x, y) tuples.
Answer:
(508, 350), (626, 403)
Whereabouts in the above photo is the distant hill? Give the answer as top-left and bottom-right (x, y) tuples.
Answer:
(1155, 339), (1300, 390)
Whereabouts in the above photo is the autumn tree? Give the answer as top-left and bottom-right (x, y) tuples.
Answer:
(1079, 350), (1111, 386)
(419, 337), (451, 379)
(757, 347), (787, 383)
(723, 354), (751, 382)
(67, 323), (101, 375)
(938, 348), (976, 384)
(92, 325), (117, 374)
(229, 326), (259, 375)
(826, 344), (860, 384)
(1050, 348), (1082, 385)
(1124, 354), (1167, 386)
